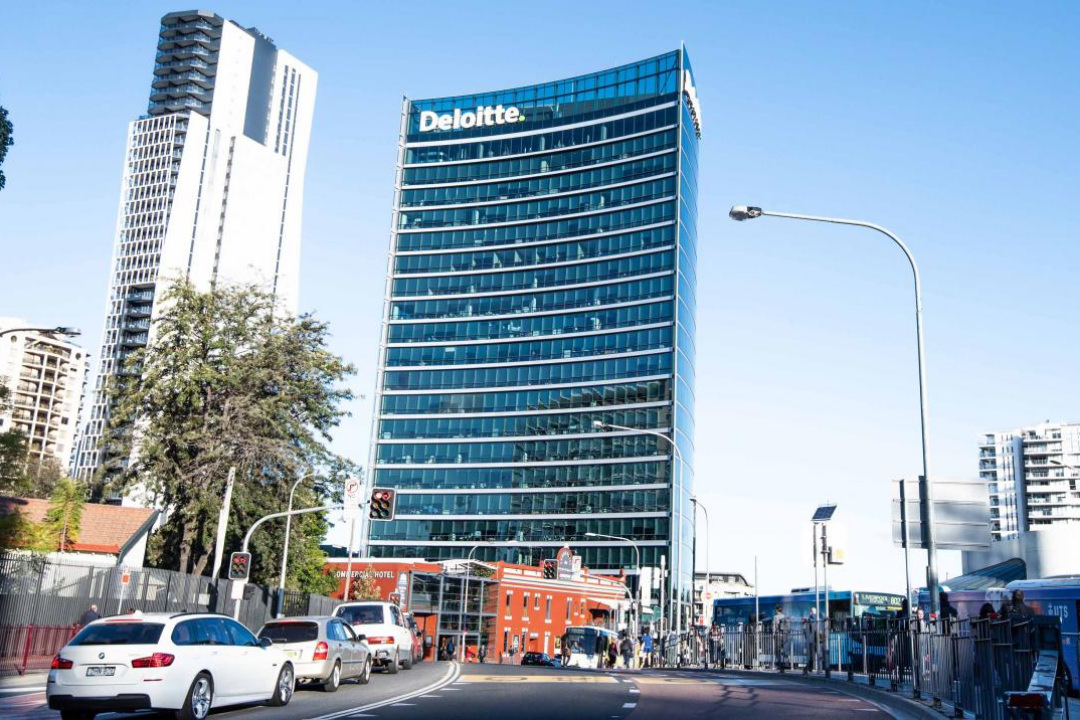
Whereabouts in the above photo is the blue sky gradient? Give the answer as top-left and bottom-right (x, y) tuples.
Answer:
(1, 1), (1077, 594)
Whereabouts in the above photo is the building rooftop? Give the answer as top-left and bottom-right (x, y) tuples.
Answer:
(0, 496), (157, 555)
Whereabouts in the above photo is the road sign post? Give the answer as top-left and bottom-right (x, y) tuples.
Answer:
(343, 477), (362, 601)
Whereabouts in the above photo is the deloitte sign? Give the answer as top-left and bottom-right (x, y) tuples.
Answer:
(419, 105), (525, 132)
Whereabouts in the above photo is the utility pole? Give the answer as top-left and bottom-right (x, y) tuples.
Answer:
(822, 523), (830, 678)
(210, 467), (236, 582)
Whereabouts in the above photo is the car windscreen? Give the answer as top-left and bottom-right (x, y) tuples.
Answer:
(259, 622), (319, 644)
(70, 622), (165, 645)
(336, 605), (384, 626)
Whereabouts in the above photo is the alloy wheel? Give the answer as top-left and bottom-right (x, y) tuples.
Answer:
(191, 677), (212, 719)
(279, 665), (294, 703)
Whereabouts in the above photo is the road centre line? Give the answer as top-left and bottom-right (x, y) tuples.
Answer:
(456, 674), (620, 683)
(304, 661), (461, 720)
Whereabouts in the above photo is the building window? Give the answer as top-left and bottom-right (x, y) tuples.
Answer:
(503, 628), (510, 654)
(534, 594), (540, 611)
(523, 593), (529, 618)
(580, 599), (585, 616)
(505, 590), (512, 613)
(545, 596), (552, 621)
(565, 600), (571, 622)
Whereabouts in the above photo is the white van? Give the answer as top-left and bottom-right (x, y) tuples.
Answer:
(334, 602), (414, 673)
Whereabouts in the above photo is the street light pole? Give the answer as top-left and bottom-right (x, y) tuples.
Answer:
(276, 470), (317, 617)
(235, 503), (341, 620)
(729, 205), (941, 617)
(0, 326), (81, 339)
(585, 531), (641, 639)
(593, 420), (683, 635)
(691, 497), (710, 625)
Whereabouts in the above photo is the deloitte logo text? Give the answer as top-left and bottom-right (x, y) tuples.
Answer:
(418, 105), (525, 132)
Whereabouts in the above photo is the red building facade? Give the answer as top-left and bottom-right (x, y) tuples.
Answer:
(325, 554), (627, 661)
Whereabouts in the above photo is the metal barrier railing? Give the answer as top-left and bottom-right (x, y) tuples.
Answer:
(648, 617), (1070, 720)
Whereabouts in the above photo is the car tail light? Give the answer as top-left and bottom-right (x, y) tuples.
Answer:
(313, 641), (329, 661)
(51, 655), (73, 670)
(365, 636), (394, 645)
(1006, 693), (1048, 710)
(131, 653), (175, 668)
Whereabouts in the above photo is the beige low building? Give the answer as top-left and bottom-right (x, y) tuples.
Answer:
(0, 319), (89, 471)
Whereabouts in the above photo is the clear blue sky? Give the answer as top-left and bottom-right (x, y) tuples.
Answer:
(2, 1), (1077, 595)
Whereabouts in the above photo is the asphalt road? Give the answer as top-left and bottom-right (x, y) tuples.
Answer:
(5, 662), (927, 719)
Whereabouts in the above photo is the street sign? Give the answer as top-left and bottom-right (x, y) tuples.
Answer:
(343, 477), (361, 523)
(120, 571), (131, 587)
(892, 477), (991, 550)
(230, 580), (245, 600)
(556, 546), (574, 581)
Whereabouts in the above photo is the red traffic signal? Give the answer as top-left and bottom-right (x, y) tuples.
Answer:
(228, 552), (251, 581)
(369, 488), (396, 522)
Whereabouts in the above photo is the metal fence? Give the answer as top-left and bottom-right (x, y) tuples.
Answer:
(0, 552), (338, 675)
(650, 617), (1071, 720)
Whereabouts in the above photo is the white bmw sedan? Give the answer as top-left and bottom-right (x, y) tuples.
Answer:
(46, 612), (295, 720)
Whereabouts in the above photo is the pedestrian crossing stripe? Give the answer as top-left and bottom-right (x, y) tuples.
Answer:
(457, 675), (620, 683)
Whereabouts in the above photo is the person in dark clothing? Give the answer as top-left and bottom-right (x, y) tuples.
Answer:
(998, 598), (1012, 619)
(978, 602), (995, 620)
(1009, 590), (1035, 622)
(478, 645), (487, 663)
(78, 604), (100, 627)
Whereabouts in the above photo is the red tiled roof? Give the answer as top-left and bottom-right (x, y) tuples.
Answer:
(0, 496), (156, 555)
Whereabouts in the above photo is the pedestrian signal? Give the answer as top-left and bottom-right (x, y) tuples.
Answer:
(369, 488), (396, 522)
(228, 552), (251, 581)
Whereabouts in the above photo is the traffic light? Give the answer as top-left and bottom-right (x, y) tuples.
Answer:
(369, 488), (396, 521)
(228, 552), (251, 581)
(542, 559), (557, 579)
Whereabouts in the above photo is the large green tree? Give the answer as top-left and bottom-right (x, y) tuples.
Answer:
(102, 280), (356, 590)
(0, 95), (12, 191)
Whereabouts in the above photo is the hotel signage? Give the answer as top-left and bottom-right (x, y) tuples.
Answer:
(419, 105), (525, 132)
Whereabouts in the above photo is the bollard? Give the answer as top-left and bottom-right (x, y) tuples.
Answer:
(19, 625), (35, 676)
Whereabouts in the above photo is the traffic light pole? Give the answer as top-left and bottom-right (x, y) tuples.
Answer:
(233, 504), (342, 619)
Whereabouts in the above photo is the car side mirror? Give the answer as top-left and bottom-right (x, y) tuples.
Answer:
(260, 636), (273, 649)
(355, 634), (366, 642)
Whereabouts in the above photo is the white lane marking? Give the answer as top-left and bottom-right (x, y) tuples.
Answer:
(420, 694), (442, 698)
(623, 703), (637, 708)
(629, 688), (640, 693)
(855, 710), (880, 712)
(390, 703), (415, 707)
(304, 662), (460, 720)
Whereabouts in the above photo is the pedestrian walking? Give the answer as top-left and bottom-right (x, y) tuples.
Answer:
(642, 631), (654, 668)
(607, 638), (618, 669)
(446, 637), (456, 662)
(772, 605), (787, 670)
(620, 634), (634, 669)
(78, 604), (100, 627)
(478, 644), (487, 663)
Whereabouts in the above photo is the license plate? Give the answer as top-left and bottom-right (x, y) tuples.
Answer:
(86, 666), (116, 677)
(285, 650), (299, 659)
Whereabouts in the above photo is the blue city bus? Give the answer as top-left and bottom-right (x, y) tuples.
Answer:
(713, 590), (904, 626)
(918, 577), (1080, 694)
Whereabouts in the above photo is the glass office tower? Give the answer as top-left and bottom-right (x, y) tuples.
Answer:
(366, 49), (701, 630)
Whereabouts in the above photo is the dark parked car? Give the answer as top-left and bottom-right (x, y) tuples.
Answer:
(521, 651), (558, 667)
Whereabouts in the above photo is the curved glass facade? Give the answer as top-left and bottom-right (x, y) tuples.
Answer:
(366, 49), (700, 632)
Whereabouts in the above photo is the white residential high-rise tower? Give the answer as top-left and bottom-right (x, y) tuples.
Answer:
(74, 9), (317, 483)
(980, 422), (1080, 540)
